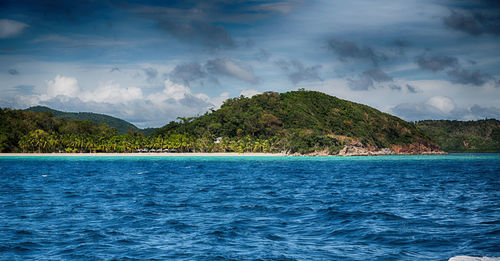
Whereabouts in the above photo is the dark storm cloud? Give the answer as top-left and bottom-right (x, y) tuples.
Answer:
(415, 55), (459, 72)
(143, 67), (158, 81)
(327, 39), (387, 66)
(276, 59), (322, 84)
(447, 69), (493, 86)
(170, 62), (207, 85)
(443, 10), (500, 36)
(8, 69), (18, 75)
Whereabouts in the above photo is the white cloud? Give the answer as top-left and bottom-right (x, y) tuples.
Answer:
(0, 19), (28, 38)
(82, 82), (143, 104)
(43, 75), (80, 99)
(426, 96), (455, 114)
(210, 92), (230, 108)
(29, 76), (228, 127)
(240, 89), (261, 97)
(206, 58), (259, 84)
(147, 79), (192, 104)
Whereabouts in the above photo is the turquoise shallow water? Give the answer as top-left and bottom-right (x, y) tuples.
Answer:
(0, 154), (499, 260)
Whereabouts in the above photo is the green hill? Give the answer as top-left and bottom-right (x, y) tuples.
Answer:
(26, 106), (138, 134)
(154, 90), (441, 155)
(0, 108), (119, 152)
(416, 119), (500, 152)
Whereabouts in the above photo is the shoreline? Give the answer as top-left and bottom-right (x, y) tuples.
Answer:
(0, 152), (290, 157)
(0, 152), (451, 157)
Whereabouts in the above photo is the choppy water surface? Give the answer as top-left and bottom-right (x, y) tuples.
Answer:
(0, 154), (499, 260)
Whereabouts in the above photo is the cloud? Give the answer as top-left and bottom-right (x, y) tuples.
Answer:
(276, 59), (322, 84)
(133, 5), (235, 49)
(392, 96), (500, 121)
(14, 85), (35, 94)
(347, 68), (393, 91)
(447, 69), (493, 86)
(468, 104), (500, 120)
(327, 39), (386, 65)
(84, 82), (143, 105)
(249, 1), (297, 14)
(170, 62), (207, 85)
(0, 19), (28, 38)
(143, 67), (158, 82)
(443, 10), (500, 36)
(240, 89), (261, 97)
(43, 75), (80, 100)
(406, 84), (418, 93)
(393, 39), (411, 55)
(389, 84), (402, 91)
(148, 79), (191, 102)
(363, 68), (392, 82)
(416, 55), (459, 72)
(8, 69), (19, 75)
(29, 75), (227, 127)
(427, 96), (455, 113)
(40, 75), (143, 105)
(205, 58), (258, 84)
(391, 96), (456, 120)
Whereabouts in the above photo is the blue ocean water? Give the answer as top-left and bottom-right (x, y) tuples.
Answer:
(0, 154), (499, 260)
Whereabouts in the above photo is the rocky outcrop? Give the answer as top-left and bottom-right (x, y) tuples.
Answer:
(334, 140), (445, 156)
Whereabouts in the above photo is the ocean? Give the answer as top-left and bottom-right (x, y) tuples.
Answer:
(0, 154), (499, 260)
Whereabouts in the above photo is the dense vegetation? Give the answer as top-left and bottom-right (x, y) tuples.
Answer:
(26, 106), (138, 134)
(1, 91), (439, 154)
(416, 119), (500, 152)
(154, 91), (436, 154)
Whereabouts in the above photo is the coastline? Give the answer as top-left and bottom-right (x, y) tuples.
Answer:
(0, 152), (289, 157)
(0, 151), (449, 157)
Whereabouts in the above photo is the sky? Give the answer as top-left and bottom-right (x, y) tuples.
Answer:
(1, 0), (500, 128)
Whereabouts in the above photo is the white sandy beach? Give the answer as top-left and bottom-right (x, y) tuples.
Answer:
(0, 152), (290, 157)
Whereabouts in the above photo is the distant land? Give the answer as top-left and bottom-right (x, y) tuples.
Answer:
(416, 119), (500, 153)
(26, 106), (138, 134)
(0, 90), (498, 154)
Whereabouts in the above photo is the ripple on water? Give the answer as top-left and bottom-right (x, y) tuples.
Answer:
(0, 154), (498, 260)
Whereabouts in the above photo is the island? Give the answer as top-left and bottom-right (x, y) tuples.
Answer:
(1, 90), (498, 155)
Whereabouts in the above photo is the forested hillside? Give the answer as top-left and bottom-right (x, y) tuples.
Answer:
(416, 119), (500, 152)
(0, 91), (442, 155)
(26, 106), (138, 134)
(154, 91), (441, 155)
